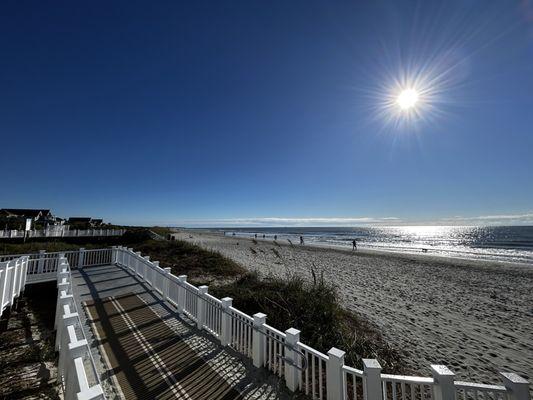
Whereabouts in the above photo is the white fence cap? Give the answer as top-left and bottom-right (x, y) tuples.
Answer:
(500, 372), (529, 384)
(285, 327), (300, 336)
(328, 347), (346, 359)
(431, 365), (455, 376)
(363, 359), (382, 369)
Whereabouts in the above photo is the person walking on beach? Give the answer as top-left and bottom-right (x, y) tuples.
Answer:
(300, 236), (304, 245)
(352, 239), (357, 251)
(274, 235), (277, 241)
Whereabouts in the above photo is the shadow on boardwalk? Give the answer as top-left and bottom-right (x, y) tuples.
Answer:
(72, 264), (302, 400)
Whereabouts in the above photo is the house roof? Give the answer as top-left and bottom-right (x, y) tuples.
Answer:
(1, 209), (51, 218)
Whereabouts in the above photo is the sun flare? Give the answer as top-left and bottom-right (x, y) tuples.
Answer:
(397, 88), (419, 110)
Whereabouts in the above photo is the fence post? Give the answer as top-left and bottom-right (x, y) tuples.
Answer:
(135, 252), (144, 279)
(20, 256), (29, 290)
(115, 246), (121, 266)
(143, 255), (151, 284)
(327, 347), (346, 400)
(500, 373), (530, 400)
(55, 289), (72, 329)
(69, 337), (89, 360)
(119, 246), (126, 267)
(78, 248), (85, 269)
(163, 266), (171, 300)
(56, 253), (65, 276)
(127, 248), (135, 273)
(177, 275), (187, 314)
(4, 261), (13, 308)
(197, 285), (208, 329)
(284, 328), (301, 392)
(252, 313), (267, 368)
(363, 359), (382, 400)
(37, 250), (46, 274)
(220, 297), (233, 346)
(111, 246), (118, 264)
(55, 294), (76, 350)
(11, 259), (20, 304)
(431, 365), (455, 400)
(0, 262), (8, 309)
(57, 263), (69, 287)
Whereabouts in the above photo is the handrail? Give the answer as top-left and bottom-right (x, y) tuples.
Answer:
(55, 256), (104, 400)
(454, 381), (508, 391)
(381, 373), (435, 384)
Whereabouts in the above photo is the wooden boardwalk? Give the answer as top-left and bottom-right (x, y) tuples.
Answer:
(70, 264), (294, 400)
(85, 293), (242, 400)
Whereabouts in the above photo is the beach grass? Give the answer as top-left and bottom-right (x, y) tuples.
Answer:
(134, 239), (247, 281)
(211, 270), (408, 373)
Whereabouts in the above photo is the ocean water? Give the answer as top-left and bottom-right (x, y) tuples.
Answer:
(216, 226), (533, 264)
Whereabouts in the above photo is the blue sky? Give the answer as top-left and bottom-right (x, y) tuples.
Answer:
(1, 1), (532, 226)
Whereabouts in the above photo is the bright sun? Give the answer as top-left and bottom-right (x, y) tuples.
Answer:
(397, 88), (419, 110)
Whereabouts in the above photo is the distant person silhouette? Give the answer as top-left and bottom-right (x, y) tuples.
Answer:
(352, 239), (357, 251)
(263, 234), (265, 239)
(274, 235), (277, 241)
(300, 236), (304, 245)
(254, 234), (257, 239)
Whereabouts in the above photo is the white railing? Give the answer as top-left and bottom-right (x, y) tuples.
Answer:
(0, 255), (29, 317)
(0, 248), (112, 284)
(110, 246), (531, 400)
(343, 365), (363, 400)
(55, 255), (104, 400)
(226, 306), (253, 356)
(300, 342), (329, 399)
(4, 246), (530, 400)
(381, 373), (434, 400)
(455, 380), (511, 400)
(0, 228), (125, 239)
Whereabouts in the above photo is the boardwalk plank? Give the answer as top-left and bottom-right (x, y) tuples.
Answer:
(85, 292), (243, 400)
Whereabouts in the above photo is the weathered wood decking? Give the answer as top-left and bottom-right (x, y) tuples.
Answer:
(71, 264), (294, 400)
(85, 293), (243, 399)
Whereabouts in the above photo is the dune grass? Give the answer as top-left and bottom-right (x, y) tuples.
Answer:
(211, 271), (408, 373)
(133, 239), (247, 282)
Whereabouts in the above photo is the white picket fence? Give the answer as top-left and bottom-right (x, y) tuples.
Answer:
(1, 246), (530, 400)
(0, 256), (29, 316)
(0, 228), (125, 239)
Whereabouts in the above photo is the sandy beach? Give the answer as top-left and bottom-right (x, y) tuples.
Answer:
(173, 229), (533, 385)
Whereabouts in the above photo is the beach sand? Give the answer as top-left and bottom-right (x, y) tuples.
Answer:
(173, 229), (533, 386)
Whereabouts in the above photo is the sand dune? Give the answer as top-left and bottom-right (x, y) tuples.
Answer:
(173, 230), (532, 386)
